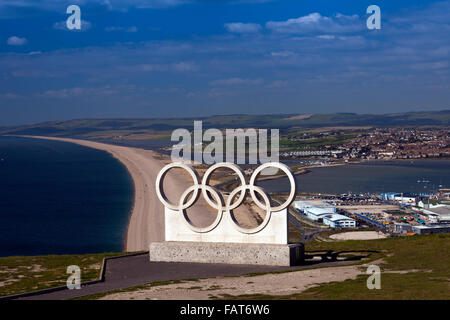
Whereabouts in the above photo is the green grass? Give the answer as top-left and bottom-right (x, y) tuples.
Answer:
(290, 273), (449, 300)
(280, 134), (356, 150)
(0, 252), (125, 297)
(77, 235), (450, 300)
(220, 234), (450, 300)
(2, 110), (449, 138)
(2, 234), (449, 300)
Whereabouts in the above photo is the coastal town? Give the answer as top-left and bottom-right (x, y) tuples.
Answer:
(281, 127), (450, 160)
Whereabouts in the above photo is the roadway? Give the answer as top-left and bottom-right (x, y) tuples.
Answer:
(12, 252), (360, 300)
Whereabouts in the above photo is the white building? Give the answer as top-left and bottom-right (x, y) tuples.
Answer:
(294, 201), (356, 228)
(322, 213), (357, 228)
(294, 200), (336, 213)
(381, 193), (416, 204)
(393, 195), (416, 204)
(305, 207), (336, 220)
(421, 206), (450, 224)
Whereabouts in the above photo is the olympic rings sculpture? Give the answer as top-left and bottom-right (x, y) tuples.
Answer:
(156, 162), (296, 235)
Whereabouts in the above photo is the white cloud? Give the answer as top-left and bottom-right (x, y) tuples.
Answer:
(105, 26), (138, 32)
(0, 0), (185, 11)
(0, 1), (271, 12)
(126, 0), (185, 8)
(270, 51), (295, 57)
(39, 86), (117, 98)
(0, 1), (448, 117)
(207, 87), (234, 97)
(267, 80), (288, 88)
(136, 64), (167, 72)
(126, 61), (196, 72)
(266, 12), (361, 34)
(7, 36), (27, 46)
(172, 61), (196, 71)
(210, 77), (263, 86)
(53, 20), (92, 31)
(0, 93), (22, 99)
(225, 22), (262, 34)
(317, 35), (335, 40)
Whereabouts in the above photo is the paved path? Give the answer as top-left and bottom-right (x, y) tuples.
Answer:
(16, 252), (358, 300)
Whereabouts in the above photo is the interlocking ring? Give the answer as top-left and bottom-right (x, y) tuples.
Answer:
(155, 161), (296, 234)
(155, 162), (200, 211)
(249, 162), (296, 212)
(201, 163), (246, 211)
(227, 185), (271, 234)
(179, 184), (224, 233)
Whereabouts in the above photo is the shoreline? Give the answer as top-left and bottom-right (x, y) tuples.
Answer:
(261, 157), (450, 184)
(8, 135), (223, 253)
(256, 161), (349, 182)
(13, 135), (170, 252)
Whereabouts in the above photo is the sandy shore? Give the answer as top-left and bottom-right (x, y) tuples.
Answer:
(19, 136), (260, 252)
(330, 231), (387, 240)
(21, 136), (172, 251)
(256, 161), (347, 182)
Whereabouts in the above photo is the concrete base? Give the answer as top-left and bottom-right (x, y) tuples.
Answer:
(149, 242), (304, 266)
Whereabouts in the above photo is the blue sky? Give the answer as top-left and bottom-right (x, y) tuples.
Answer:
(0, 0), (449, 125)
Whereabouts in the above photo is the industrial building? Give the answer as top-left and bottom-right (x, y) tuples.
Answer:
(294, 200), (336, 212)
(438, 189), (450, 200)
(421, 206), (450, 224)
(294, 201), (356, 228)
(381, 192), (417, 204)
(394, 223), (450, 235)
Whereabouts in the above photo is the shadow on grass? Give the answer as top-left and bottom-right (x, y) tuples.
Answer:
(302, 249), (380, 265)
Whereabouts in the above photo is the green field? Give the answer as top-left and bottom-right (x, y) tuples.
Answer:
(0, 252), (123, 297)
(280, 134), (356, 150)
(1, 234), (448, 299)
(224, 234), (450, 300)
(1, 110), (449, 139)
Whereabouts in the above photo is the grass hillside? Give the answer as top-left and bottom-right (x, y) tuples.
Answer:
(0, 252), (123, 297)
(2, 234), (446, 299)
(1, 110), (449, 138)
(228, 234), (450, 300)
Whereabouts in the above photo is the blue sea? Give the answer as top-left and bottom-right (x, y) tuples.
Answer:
(259, 159), (450, 195)
(0, 136), (133, 257)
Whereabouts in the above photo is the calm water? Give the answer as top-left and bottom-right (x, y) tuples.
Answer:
(0, 136), (133, 257)
(259, 160), (450, 195)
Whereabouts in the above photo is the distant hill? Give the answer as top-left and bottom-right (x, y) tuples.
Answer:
(1, 110), (449, 138)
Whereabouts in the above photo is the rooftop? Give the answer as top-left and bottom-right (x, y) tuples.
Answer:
(295, 200), (335, 207)
(322, 213), (356, 222)
(424, 206), (450, 216)
(307, 207), (336, 216)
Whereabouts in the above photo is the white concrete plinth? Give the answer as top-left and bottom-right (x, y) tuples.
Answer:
(165, 207), (289, 244)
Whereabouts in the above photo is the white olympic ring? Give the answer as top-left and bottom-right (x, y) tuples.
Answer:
(155, 162), (296, 234)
